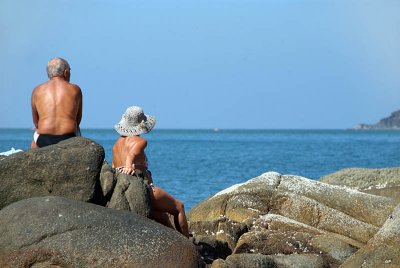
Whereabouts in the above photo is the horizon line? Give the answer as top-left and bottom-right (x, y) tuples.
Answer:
(0, 127), (389, 131)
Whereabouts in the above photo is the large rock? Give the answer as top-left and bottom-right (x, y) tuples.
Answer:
(340, 203), (400, 268)
(210, 253), (277, 268)
(99, 161), (152, 218)
(267, 192), (378, 243)
(210, 253), (327, 268)
(320, 167), (400, 202)
(189, 172), (395, 233)
(107, 171), (152, 217)
(253, 214), (363, 248)
(189, 172), (397, 265)
(0, 137), (105, 209)
(0, 196), (202, 268)
(99, 160), (117, 200)
(233, 214), (359, 266)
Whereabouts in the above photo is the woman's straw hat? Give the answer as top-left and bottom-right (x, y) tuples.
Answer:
(114, 106), (156, 136)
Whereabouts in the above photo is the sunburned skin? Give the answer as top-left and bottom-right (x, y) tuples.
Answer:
(31, 58), (82, 148)
(112, 135), (150, 179)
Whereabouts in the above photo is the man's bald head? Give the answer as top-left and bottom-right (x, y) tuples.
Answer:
(46, 57), (70, 79)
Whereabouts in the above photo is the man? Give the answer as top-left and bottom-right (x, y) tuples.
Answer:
(31, 57), (82, 148)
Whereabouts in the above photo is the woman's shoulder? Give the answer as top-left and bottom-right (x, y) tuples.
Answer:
(114, 136), (126, 146)
(126, 135), (146, 141)
(126, 135), (147, 146)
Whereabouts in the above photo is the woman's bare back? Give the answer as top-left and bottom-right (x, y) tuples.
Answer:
(112, 135), (148, 170)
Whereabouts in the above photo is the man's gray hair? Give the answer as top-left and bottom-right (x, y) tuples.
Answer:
(46, 57), (70, 78)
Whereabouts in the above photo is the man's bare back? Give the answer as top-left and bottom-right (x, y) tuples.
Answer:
(31, 57), (82, 148)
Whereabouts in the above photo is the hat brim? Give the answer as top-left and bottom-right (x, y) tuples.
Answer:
(114, 115), (156, 136)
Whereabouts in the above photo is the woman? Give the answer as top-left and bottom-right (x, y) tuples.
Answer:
(112, 106), (189, 238)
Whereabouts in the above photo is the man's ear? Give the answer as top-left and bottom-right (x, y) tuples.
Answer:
(63, 69), (70, 81)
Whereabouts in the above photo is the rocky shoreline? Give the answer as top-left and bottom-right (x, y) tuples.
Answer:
(190, 172), (399, 267)
(1, 137), (399, 267)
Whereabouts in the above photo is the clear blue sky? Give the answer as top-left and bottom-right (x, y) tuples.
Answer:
(1, 0), (399, 129)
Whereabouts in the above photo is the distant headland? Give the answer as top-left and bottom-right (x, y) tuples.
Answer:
(354, 110), (400, 130)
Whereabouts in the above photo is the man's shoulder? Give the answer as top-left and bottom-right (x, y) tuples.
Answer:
(68, 83), (82, 95)
(53, 81), (81, 96)
(69, 82), (81, 89)
(32, 82), (48, 94)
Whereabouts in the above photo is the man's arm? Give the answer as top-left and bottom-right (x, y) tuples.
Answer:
(76, 86), (83, 127)
(31, 89), (39, 129)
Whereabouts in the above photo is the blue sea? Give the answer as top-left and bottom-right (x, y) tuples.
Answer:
(1, 129), (400, 211)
